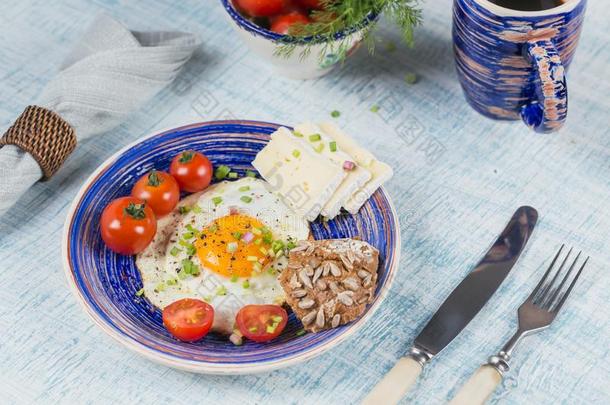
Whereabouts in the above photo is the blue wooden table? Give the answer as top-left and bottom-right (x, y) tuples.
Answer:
(1, 1), (609, 404)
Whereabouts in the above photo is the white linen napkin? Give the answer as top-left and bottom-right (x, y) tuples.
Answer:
(0, 14), (201, 217)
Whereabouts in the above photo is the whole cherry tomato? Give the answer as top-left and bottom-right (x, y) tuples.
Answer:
(236, 305), (288, 342)
(271, 11), (310, 35)
(131, 170), (180, 217)
(169, 151), (213, 193)
(163, 299), (215, 342)
(235, 0), (287, 17)
(295, 0), (323, 9)
(100, 197), (157, 255)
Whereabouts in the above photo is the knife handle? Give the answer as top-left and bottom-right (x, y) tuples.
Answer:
(449, 365), (502, 405)
(361, 356), (423, 405)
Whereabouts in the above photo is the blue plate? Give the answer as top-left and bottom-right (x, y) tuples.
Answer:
(62, 120), (401, 374)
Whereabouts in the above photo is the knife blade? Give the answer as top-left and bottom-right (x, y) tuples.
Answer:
(362, 206), (538, 405)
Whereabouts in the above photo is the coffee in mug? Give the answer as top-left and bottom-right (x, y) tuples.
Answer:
(488, 0), (566, 11)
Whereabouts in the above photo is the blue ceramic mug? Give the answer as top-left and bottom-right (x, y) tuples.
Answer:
(453, 0), (586, 133)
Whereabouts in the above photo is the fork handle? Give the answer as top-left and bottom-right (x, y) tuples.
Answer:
(448, 365), (502, 405)
(361, 356), (423, 405)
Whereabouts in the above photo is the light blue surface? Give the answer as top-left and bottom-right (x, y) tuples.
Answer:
(0, 0), (609, 404)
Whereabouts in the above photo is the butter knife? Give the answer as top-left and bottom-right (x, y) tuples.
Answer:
(362, 206), (538, 404)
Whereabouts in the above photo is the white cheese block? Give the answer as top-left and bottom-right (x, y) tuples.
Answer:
(252, 127), (346, 221)
(290, 122), (371, 219)
(318, 122), (394, 214)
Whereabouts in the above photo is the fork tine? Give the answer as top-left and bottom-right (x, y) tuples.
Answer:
(528, 244), (564, 301)
(552, 256), (589, 313)
(543, 251), (581, 309)
(535, 246), (572, 303)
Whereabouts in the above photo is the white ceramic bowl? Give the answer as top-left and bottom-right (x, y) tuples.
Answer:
(220, 0), (377, 79)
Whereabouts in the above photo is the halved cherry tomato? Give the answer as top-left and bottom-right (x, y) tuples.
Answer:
(100, 197), (157, 255)
(270, 11), (310, 35)
(236, 305), (288, 342)
(169, 151), (213, 193)
(131, 170), (180, 217)
(236, 0), (287, 17)
(295, 0), (323, 9)
(163, 298), (215, 342)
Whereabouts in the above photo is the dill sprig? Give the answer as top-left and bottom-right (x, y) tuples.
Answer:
(273, 0), (422, 61)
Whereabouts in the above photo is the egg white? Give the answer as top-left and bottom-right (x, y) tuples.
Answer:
(136, 177), (309, 334)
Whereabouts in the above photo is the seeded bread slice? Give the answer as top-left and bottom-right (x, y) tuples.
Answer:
(278, 238), (379, 332)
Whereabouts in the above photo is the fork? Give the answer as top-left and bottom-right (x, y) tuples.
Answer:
(449, 245), (589, 405)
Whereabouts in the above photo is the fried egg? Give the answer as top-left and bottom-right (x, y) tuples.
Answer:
(136, 177), (309, 334)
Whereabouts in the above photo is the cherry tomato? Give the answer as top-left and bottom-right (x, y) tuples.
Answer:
(271, 11), (310, 35)
(169, 151), (213, 193)
(100, 197), (157, 255)
(235, 0), (287, 17)
(163, 299), (215, 342)
(295, 0), (323, 9)
(236, 305), (288, 342)
(131, 170), (180, 217)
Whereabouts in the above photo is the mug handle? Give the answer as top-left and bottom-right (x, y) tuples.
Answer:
(520, 39), (568, 133)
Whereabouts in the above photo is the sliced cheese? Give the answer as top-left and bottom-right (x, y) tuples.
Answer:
(252, 127), (345, 221)
(291, 122), (371, 219)
(318, 122), (394, 214)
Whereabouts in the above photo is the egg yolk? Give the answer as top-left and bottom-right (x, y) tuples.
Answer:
(195, 214), (273, 278)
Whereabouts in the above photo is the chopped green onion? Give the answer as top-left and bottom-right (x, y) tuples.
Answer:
(262, 233), (273, 244)
(203, 295), (212, 302)
(208, 224), (218, 233)
(329, 141), (337, 152)
(135, 288), (144, 297)
(292, 131), (304, 138)
(259, 247), (268, 255)
(251, 227), (262, 235)
(246, 256), (258, 262)
(271, 240), (284, 253)
(271, 315), (283, 323)
(178, 206), (190, 214)
(227, 241), (238, 253)
(254, 238), (262, 246)
(191, 204), (202, 214)
(296, 329), (306, 336)
(249, 326), (258, 332)
(228, 172), (238, 179)
(286, 239), (297, 250)
(370, 105), (380, 113)
(246, 170), (256, 178)
(240, 195), (252, 203)
(155, 283), (166, 292)
(216, 286), (227, 296)
(267, 249), (275, 258)
(178, 271), (188, 280)
(314, 143), (324, 153)
(170, 247), (181, 256)
(182, 232), (194, 239)
(186, 224), (197, 232)
(405, 72), (418, 84)
(242, 279), (250, 289)
(292, 149), (301, 158)
(214, 165), (231, 180)
(331, 110), (341, 118)
(182, 259), (200, 276)
(266, 324), (277, 333)
(308, 133), (321, 142)
(267, 267), (276, 275)
(230, 274), (239, 282)
(238, 185), (250, 192)
(232, 231), (242, 240)
(166, 278), (177, 286)
(212, 196), (223, 206)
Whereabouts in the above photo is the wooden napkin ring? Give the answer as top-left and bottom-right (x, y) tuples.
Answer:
(0, 105), (76, 180)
